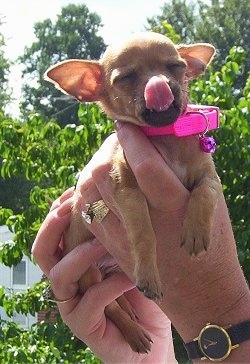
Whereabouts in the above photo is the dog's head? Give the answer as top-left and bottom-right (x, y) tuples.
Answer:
(45, 32), (215, 127)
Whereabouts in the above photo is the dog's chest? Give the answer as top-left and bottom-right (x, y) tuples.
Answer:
(150, 135), (201, 187)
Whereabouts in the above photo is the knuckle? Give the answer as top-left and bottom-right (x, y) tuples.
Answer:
(92, 161), (113, 185)
(134, 158), (157, 180)
(48, 264), (63, 290)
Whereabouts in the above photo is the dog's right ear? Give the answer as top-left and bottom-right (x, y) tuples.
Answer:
(44, 60), (103, 102)
(177, 44), (216, 79)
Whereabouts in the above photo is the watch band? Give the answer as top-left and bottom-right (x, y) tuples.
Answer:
(185, 338), (203, 359)
(185, 320), (250, 361)
(227, 319), (250, 345)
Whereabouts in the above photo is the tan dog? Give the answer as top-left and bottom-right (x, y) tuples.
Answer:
(45, 32), (221, 353)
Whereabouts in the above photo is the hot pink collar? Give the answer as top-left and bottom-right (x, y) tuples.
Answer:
(140, 105), (219, 137)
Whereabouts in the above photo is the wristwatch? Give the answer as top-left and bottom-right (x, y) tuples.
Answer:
(184, 320), (250, 362)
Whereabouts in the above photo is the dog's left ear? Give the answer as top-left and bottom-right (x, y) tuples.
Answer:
(177, 44), (216, 79)
(44, 60), (103, 102)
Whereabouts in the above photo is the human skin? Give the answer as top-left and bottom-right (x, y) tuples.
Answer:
(33, 122), (250, 363)
(33, 190), (177, 363)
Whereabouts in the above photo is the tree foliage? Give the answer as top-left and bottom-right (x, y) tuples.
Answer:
(197, 0), (250, 71)
(0, 318), (100, 363)
(190, 47), (250, 278)
(147, 0), (198, 42)
(0, 105), (113, 263)
(0, 105), (112, 362)
(0, 19), (11, 112)
(19, 4), (106, 125)
(0, 280), (99, 362)
(147, 0), (250, 86)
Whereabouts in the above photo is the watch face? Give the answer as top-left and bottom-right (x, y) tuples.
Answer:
(198, 325), (232, 361)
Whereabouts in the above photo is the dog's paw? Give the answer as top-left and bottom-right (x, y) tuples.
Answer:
(124, 323), (153, 354)
(136, 270), (163, 301)
(181, 218), (210, 256)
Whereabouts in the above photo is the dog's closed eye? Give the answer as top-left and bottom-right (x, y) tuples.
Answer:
(112, 69), (138, 85)
(166, 61), (186, 71)
(165, 61), (186, 79)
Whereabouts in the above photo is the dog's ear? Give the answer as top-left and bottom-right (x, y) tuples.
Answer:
(177, 44), (216, 79)
(44, 60), (103, 102)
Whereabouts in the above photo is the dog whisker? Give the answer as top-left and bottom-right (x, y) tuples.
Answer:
(113, 96), (139, 105)
(129, 98), (138, 104)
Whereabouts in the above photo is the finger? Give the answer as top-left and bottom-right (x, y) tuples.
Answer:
(84, 271), (134, 311)
(74, 133), (122, 231)
(49, 240), (106, 313)
(115, 122), (189, 211)
(74, 173), (121, 250)
(50, 187), (74, 211)
(71, 135), (119, 239)
(70, 132), (141, 276)
(90, 217), (134, 280)
(75, 167), (129, 267)
(64, 271), (134, 328)
(76, 134), (120, 211)
(89, 133), (118, 200)
(77, 196), (129, 272)
(32, 196), (74, 275)
(76, 133), (118, 198)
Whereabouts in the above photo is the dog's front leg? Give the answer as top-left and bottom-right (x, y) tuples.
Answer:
(115, 186), (162, 301)
(111, 153), (162, 301)
(181, 171), (221, 256)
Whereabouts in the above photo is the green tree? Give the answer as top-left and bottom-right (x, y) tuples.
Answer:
(0, 105), (113, 260)
(0, 176), (35, 213)
(190, 46), (250, 277)
(147, 0), (250, 86)
(19, 4), (106, 126)
(147, 0), (198, 42)
(0, 21), (24, 214)
(197, 0), (250, 86)
(0, 105), (113, 362)
(0, 18), (11, 112)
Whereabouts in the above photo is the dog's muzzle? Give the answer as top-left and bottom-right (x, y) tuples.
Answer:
(82, 199), (109, 224)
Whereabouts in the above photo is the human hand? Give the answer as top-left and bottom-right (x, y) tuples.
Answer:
(78, 123), (250, 362)
(32, 188), (177, 364)
(33, 123), (250, 363)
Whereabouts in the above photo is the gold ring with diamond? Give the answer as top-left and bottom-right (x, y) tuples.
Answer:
(82, 199), (109, 224)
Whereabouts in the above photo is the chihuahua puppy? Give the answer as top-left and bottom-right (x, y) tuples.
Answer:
(45, 32), (221, 353)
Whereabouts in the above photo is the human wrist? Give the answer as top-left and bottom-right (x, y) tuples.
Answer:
(185, 320), (250, 363)
(157, 193), (250, 360)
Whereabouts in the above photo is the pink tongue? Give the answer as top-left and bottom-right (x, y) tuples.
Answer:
(144, 76), (174, 112)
